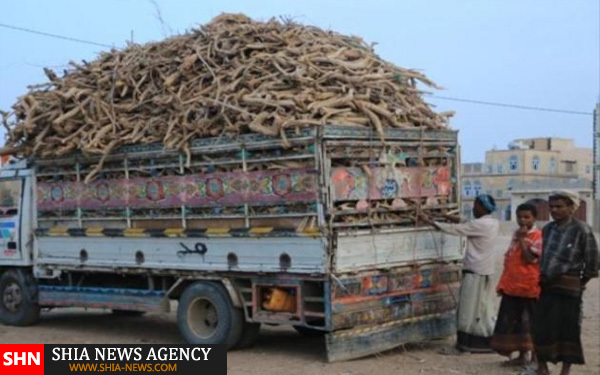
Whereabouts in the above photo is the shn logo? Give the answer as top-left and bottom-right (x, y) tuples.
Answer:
(3, 352), (41, 366)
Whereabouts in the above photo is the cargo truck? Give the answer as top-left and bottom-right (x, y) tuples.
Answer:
(0, 126), (463, 361)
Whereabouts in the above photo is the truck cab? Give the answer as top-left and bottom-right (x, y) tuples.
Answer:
(0, 157), (33, 267)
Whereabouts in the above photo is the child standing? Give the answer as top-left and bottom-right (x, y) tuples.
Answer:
(491, 203), (542, 365)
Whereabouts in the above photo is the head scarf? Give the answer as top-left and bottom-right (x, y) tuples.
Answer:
(549, 190), (580, 210)
(475, 194), (497, 213)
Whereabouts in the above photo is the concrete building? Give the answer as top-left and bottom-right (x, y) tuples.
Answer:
(511, 188), (593, 225)
(462, 137), (594, 223)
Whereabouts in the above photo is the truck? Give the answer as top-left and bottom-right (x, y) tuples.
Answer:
(0, 125), (463, 361)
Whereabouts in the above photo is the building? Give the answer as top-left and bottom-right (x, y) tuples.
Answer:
(511, 188), (593, 225)
(462, 137), (594, 223)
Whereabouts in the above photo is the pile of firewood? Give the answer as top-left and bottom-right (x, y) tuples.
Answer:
(2, 13), (451, 163)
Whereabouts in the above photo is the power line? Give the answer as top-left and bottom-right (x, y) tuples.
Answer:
(0, 22), (113, 48)
(428, 95), (593, 116)
(1, 22), (595, 117)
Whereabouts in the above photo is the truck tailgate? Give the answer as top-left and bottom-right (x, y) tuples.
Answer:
(334, 229), (464, 273)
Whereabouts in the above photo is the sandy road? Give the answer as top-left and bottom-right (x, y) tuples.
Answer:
(1, 236), (599, 375)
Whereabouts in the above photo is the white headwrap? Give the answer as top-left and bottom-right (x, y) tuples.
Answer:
(549, 190), (580, 210)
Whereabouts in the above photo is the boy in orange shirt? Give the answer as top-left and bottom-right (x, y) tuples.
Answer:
(491, 203), (542, 366)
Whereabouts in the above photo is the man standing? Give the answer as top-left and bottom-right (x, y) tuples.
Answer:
(534, 191), (599, 375)
(421, 194), (499, 353)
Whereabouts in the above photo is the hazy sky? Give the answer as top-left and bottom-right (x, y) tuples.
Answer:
(1, 0), (598, 162)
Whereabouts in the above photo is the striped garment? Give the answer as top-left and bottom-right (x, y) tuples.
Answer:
(540, 219), (599, 285)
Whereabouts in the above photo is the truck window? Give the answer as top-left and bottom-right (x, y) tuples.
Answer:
(0, 179), (21, 217)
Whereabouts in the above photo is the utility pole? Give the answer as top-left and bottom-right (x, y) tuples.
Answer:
(594, 102), (600, 232)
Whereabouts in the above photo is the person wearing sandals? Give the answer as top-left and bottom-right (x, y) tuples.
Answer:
(533, 190), (599, 375)
(421, 194), (499, 353)
(491, 203), (542, 366)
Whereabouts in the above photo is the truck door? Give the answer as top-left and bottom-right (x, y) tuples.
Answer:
(0, 178), (25, 264)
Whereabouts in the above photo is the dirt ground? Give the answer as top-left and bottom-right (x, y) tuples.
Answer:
(1, 235), (599, 375)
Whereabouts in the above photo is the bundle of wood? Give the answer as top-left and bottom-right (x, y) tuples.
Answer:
(2, 13), (451, 164)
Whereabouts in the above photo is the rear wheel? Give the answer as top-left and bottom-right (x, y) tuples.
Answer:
(177, 282), (243, 349)
(0, 269), (40, 326)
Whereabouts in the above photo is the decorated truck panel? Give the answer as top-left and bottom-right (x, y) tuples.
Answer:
(0, 126), (463, 361)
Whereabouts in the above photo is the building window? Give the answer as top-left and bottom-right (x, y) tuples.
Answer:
(486, 164), (493, 174)
(532, 156), (541, 172)
(473, 181), (483, 196)
(497, 163), (503, 174)
(463, 181), (472, 197)
(507, 179), (517, 191)
(462, 203), (472, 219)
(497, 189), (503, 198)
(566, 163), (574, 173)
(550, 157), (557, 174)
(586, 165), (591, 174)
(509, 155), (518, 172)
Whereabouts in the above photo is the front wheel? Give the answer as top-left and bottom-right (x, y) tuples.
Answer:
(0, 269), (40, 326)
(177, 282), (243, 349)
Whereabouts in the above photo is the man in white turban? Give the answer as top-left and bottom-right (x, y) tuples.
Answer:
(549, 190), (580, 211)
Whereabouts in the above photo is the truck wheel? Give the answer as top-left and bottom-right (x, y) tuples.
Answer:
(0, 269), (40, 326)
(234, 320), (261, 349)
(177, 282), (243, 348)
(111, 309), (146, 317)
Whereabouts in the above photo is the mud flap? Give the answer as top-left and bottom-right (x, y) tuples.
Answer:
(325, 312), (456, 362)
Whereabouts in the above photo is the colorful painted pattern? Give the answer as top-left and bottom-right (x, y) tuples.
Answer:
(331, 266), (461, 330)
(330, 166), (452, 201)
(37, 169), (318, 211)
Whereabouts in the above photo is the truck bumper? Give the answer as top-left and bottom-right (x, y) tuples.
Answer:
(325, 311), (455, 362)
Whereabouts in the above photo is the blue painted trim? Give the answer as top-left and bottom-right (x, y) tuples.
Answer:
(38, 285), (165, 297)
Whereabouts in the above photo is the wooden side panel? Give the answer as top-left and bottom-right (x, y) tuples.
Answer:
(330, 166), (451, 201)
(334, 229), (464, 272)
(326, 263), (460, 361)
(36, 235), (328, 274)
(330, 264), (460, 330)
(37, 169), (318, 211)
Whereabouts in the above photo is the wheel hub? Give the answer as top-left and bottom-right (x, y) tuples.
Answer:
(187, 297), (219, 339)
(2, 282), (23, 312)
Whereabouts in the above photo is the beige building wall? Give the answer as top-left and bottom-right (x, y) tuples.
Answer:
(567, 148), (594, 180)
(511, 189), (594, 225)
(462, 137), (593, 222)
(513, 137), (574, 152)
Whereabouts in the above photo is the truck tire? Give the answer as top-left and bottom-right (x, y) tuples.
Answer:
(177, 282), (243, 349)
(234, 320), (261, 349)
(0, 269), (40, 326)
